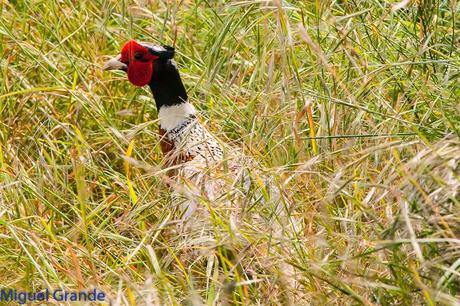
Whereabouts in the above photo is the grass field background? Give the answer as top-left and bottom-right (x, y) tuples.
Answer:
(0, 0), (459, 304)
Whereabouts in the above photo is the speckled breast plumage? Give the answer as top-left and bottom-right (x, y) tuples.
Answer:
(159, 115), (224, 166)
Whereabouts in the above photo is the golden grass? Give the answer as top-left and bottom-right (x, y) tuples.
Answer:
(0, 0), (459, 304)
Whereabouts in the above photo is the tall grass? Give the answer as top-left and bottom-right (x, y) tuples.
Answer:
(0, 0), (459, 304)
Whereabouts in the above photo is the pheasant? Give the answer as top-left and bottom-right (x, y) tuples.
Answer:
(103, 40), (299, 301)
(103, 40), (224, 169)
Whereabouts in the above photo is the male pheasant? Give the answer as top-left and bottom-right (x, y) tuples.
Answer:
(104, 40), (223, 169)
(103, 40), (299, 301)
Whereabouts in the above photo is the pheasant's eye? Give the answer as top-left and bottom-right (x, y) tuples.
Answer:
(134, 52), (143, 60)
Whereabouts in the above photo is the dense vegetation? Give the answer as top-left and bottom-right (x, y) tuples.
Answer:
(0, 0), (459, 304)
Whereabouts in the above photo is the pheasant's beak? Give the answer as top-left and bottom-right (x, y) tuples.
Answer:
(103, 54), (127, 71)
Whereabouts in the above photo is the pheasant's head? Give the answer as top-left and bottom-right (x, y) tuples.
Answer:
(103, 40), (175, 87)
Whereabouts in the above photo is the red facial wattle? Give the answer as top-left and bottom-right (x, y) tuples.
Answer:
(120, 40), (158, 87)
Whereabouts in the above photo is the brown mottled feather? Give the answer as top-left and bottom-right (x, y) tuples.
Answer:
(159, 127), (194, 171)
